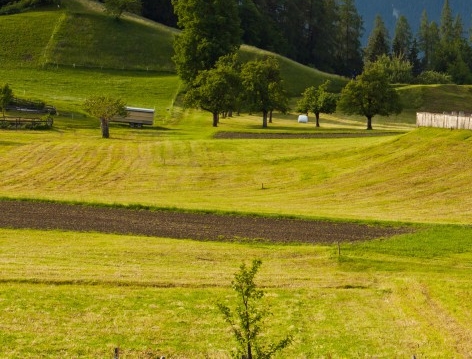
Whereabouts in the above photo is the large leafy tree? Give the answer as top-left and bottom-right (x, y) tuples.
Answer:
(184, 54), (242, 127)
(240, 57), (288, 128)
(83, 96), (127, 138)
(337, 63), (402, 130)
(0, 83), (13, 119)
(297, 80), (337, 127)
(172, 0), (241, 84)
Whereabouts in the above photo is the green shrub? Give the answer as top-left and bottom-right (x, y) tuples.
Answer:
(416, 71), (453, 84)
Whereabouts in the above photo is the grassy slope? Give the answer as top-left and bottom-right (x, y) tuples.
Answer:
(0, 0), (346, 96)
(0, 227), (471, 357)
(1, 2), (472, 358)
(1, 123), (472, 223)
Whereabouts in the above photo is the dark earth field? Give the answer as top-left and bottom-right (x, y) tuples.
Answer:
(0, 200), (412, 243)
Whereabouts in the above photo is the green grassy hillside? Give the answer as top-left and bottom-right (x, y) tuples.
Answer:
(398, 84), (472, 113)
(0, 0), (346, 96)
(1, 2), (472, 357)
(0, 8), (62, 68)
(0, 122), (471, 224)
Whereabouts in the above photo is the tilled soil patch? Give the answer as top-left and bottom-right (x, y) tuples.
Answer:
(214, 131), (405, 139)
(0, 201), (412, 244)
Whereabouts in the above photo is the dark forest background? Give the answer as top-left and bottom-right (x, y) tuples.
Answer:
(2, 0), (472, 82)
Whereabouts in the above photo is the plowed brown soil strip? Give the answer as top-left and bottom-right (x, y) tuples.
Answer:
(0, 200), (412, 243)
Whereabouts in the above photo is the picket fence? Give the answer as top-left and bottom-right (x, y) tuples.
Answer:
(416, 112), (472, 130)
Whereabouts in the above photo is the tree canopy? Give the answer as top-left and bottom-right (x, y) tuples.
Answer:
(240, 57), (288, 128)
(103, 0), (142, 19)
(172, 0), (241, 84)
(337, 63), (402, 130)
(83, 96), (127, 138)
(297, 81), (337, 127)
(184, 54), (242, 127)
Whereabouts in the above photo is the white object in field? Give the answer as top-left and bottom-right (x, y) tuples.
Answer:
(111, 106), (154, 128)
(298, 114), (308, 123)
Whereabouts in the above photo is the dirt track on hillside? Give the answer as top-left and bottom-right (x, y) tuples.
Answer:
(0, 200), (412, 244)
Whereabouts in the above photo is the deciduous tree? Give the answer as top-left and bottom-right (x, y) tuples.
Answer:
(84, 96), (127, 138)
(104, 0), (142, 19)
(184, 54), (242, 127)
(0, 83), (13, 119)
(172, 0), (241, 84)
(217, 259), (293, 359)
(337, 63), (402, 130)
(240, 57), (288, 128)
(297, 80), (337, 127)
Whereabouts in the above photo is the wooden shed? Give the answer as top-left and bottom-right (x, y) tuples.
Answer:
(111, 106), (154, 128)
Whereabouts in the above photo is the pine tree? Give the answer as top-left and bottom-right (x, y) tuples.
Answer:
(364, 15), (390, 63)
(439, 0), (454, 44)
(392, 15), (412, 58)
(418, 10), (440, 71)
(335, 0), (364, 77)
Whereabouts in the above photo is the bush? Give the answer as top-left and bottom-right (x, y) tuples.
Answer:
(416, 71), (453, 85)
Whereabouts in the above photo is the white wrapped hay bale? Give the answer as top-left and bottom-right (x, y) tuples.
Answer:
(298, 114), (308, 123)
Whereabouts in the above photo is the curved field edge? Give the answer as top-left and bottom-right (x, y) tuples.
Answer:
(0, 128), (471, 224)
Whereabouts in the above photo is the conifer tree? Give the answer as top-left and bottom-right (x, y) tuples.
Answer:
(336, 0), (364, 77)
(392, 15), (412, 58)
(364, 15), (390, 63)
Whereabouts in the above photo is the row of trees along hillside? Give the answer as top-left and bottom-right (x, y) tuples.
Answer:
(81, 0), (402, 135)
(365, 0), (472, 84)
(96, 0), (364, 77)
(5, 0), (471, 83)
(92, 0), (472, 84)
(172, 0), (401, 131)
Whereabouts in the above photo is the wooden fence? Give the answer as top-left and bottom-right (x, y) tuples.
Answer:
(416, 112), (472, 130)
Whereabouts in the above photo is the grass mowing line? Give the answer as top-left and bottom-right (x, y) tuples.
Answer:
(1, 127), (471, 223)
(1, 226), (471, 357)
(391, 278), (472, 357)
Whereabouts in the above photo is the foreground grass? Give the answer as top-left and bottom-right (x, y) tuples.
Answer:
(0, 226), (471, 357)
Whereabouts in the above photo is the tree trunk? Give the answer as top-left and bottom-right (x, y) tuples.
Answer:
(366, 116), (373, 130)
(315, 112), (320, 127)
(212, 112), (219, 127)
(269, 110), (273, 123)
(262, 111), (268, 128)
(100, 118), (110, 138)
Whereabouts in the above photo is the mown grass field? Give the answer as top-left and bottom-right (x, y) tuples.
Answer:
(1, 0), (472, 357)
(1, 226), (472, 358)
